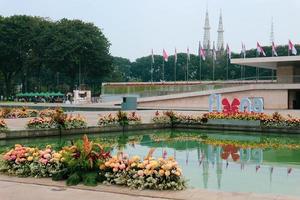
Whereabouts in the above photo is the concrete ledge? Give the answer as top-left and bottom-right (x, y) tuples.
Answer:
(0, 124), (171, 140)
(174, 123), (300, 134)
(1, 122), (300, 140)
(207, 119), (261, 126)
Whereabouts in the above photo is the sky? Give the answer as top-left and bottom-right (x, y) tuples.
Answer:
(1, 0), (300, 61)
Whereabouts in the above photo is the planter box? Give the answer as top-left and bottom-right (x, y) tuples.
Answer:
(207, 119), (261, 127)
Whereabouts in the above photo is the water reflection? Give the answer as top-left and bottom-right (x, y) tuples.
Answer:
(0, 129), (300, 196)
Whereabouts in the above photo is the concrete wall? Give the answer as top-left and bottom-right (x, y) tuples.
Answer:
(277, 66), (294, 83)
(138, 89), (289, 110)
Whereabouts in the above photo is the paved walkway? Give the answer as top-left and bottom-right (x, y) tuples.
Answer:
(0, 175), (297, 200)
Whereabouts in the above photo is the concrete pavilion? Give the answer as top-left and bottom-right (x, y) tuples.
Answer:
(231, 56), (300, 109)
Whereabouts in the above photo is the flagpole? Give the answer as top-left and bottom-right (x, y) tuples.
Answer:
(174, 60), (176, 82)
(151, 61), (153, 83)
(213, 57), (215, 81)
(162, 59), (165, 81)
(199, 57), (202, 81)
(226, 55), (229, 80)
(186, 55), (189, 82)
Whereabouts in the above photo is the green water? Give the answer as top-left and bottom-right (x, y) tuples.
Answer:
(1, 129), (300, 196)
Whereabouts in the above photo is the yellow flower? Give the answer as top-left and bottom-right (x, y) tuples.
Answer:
(105, 161), (110, 167)
(130, 155), (140, 162)
(175, 171), (181, 176)
(149, 160), (159, 169)
(137, 163), (145, 169)
(165, 170), (170, 177)
(27, 156), (33, 162)
(99, 164), (106, 170)
(159, 169), (165, 176)
(131, 163), (137, 168)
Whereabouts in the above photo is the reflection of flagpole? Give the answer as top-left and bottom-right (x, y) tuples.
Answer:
(185, 141), (189, 165)
(173, 149), (176, 159)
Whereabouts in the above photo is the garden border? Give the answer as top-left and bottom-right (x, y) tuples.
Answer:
(1, 122), (300, 140)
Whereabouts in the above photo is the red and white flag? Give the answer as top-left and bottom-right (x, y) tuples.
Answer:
(226, 43), (231, 60)
(198, 41), (206, 61)
(257, 42), (266, 56)
(288, 40), (297, 55)
(174, 48), (177, 64)
(163, 49), (169, 62)
(187, 47), (190, 61)
(272, 42), (278, 57)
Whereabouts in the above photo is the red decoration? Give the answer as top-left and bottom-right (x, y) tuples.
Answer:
(221, 144), (240, 162)
(222, 98), (240, 114)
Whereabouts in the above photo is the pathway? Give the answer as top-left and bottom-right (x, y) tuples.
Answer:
(0, 175), (297, 200)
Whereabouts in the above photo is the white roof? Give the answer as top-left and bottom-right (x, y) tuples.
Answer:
(231, 56), (300, 70)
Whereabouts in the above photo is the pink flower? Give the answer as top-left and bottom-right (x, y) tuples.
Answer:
(119, 163), (126, 170)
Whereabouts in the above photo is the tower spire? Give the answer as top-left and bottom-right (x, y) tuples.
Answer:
(203, 8), (211, 50)
(217, 10), (224, 51)
(270, 17), (274, 45)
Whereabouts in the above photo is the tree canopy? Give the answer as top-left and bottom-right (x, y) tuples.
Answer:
(0, 15), (112, 97)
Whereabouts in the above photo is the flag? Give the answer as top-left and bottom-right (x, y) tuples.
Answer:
(213, 42), (216, 61)
(241, 42), (246, 58)
(198, 41), (206, 61)
(226, 43), (231, 60)
(187, 47), (190, 61)
(151, 49), (154, 63)
(288, 40), (297, 55)
(272, 42), (278, 56)
(257, 42), (266, 56)
(163, 49), (168, 62)
(174, 48), (177, 64)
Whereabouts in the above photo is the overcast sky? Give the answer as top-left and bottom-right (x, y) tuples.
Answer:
(1, 0), (300, 60)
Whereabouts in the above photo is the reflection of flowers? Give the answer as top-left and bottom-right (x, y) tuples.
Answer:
(221, 145), (240, 161)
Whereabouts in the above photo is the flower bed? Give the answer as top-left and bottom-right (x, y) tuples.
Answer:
(27, 107), (87, 130)
(202, 112), (268, 121)
(38, 108), (57, 118)
(0, 107), (38, 119)
(0, 144), (64, 177)
(64, 115), (87, 129)
(27, 117), (58, 129)
(152, 111), (203, 124)
(98, 111), (141, 126)
(0, 119), (7, 130)
(202, 112), (300, 128)
(101, 151), (185, 190)
(0, 135), (186, 190)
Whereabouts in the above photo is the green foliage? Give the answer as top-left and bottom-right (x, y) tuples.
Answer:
(0, 15), (112, 97)
(66, 172), (82, 186)
(82, 172), (99, 186)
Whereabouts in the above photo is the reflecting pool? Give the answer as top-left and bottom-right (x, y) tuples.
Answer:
(1, 129), (300, 196)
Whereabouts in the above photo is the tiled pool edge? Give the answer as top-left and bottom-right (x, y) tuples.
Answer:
(1, 122), (300, 140)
